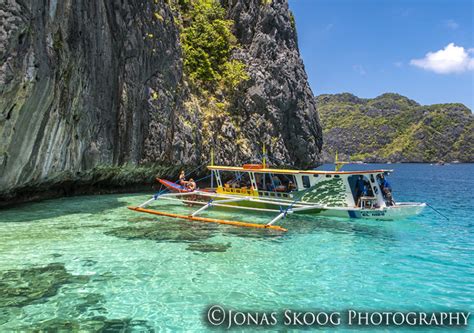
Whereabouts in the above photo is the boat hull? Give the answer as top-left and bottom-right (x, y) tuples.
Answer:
(184, 196), (426, 220)
(303, 203), (426, 220)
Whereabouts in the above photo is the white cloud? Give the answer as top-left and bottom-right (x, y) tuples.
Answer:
(444, 19), (459, 30)
(410, 43), (474, 74)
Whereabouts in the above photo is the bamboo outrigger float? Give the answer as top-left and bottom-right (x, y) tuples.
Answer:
(128, 158), (426, 232)
(128, 206), (288, 232)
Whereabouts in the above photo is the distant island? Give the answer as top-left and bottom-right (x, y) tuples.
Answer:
(318, 93), (473, 163)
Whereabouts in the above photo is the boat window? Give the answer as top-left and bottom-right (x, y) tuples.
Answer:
(313, 174), (319, 177)
(370, 175), (375, 183)
(348, 175), (375, 207)
(221, 171), (251, 190)
(258, 173), (296, 193)
(334, 175), (340, 178)
(302, 175), (311, 188)
(326, 175), (331, 178)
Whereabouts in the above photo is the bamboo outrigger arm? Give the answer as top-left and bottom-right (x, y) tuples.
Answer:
(266, 203), (323, 226)
(191, 197), (245, 217)
(267, 211), (288, 226)
(127, 206), (288, 232)
(139, 191), (199, 208)
(133, 189), (327, 231)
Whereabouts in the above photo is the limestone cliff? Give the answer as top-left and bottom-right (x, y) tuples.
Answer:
(220, 0), (322, 166)
(0, 0), (322, 202)
(318, 93), (473, 163)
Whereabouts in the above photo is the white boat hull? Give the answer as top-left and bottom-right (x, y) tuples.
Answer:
(306, 202), (426, 220)
(164, 193), (426, 221)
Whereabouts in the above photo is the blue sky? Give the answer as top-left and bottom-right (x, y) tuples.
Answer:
(288, 0), (473, 109)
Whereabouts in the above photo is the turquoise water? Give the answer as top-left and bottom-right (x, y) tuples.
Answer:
(0, 164), (473, 331)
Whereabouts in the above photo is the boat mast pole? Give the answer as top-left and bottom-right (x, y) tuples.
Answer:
(211, 147), (214, 189)
(262, 143), (266, 189)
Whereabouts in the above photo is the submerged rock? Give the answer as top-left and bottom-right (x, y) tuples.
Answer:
(81, 259), (98, 267)
(105, 220), (216, 243)
(70, 293), (107, 317)
(17, 317), (154, 332)
(0, 307), (22, 326)
(0, 263), (89, 308)
(186, 242), (232, 253)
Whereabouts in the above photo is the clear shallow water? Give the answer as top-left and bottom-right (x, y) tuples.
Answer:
(0, 164), (473, 331)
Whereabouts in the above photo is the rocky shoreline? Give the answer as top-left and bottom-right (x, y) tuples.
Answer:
(0, 164), (204, 208)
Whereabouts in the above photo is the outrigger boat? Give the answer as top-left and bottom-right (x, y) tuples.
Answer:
(128, 160), (426, 232)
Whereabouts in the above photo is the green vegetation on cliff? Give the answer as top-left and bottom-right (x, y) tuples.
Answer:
(318, 93), (473, 162)
(165, 0), (252, 153)
(176, 0), (249, 91)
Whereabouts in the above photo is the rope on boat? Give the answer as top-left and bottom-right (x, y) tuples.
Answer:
(183, 162), (208, 181)
(128, 206), (288, 232)
(152, 161), (209, 199)
(426, 203), (449, 221)
(153, 185), (170, 200)
(194, 174), (211, 183)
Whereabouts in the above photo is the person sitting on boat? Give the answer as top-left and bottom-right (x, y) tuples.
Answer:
(378, 174), (391, 191)
(186, 178), (196, 191)
(378, 174), (392, 193)
(266, 181), (275, 192)
(378, 174), (395, 206)
(355, 176), (368, 207)
(272, 176), (282, 187)
(383, 188), (395, 206)
(288, 181), (297, 192)
(365, 179), (374, 196)
(179, 170), (187, 186)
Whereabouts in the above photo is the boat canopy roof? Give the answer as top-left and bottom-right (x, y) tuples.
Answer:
(207, 165), (393, 176)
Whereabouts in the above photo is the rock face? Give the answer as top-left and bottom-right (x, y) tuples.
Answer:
(0, 0), (322, 200)
(221, 0), (322, 167)
(318, 93), (473, 163)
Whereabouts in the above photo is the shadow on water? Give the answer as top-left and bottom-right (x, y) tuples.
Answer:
(0, 194), (128, 223)
(113, 212), (397, 245)
(286, 215), (398, 241)
(217, 209), (397, 242)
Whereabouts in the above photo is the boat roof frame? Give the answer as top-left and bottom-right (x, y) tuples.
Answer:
(207, 165), (393, 176)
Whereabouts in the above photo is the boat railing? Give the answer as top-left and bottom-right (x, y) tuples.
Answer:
(221, 187), (255, 196)
(220, 186), (293, 199)
(257, 190), (292, 199)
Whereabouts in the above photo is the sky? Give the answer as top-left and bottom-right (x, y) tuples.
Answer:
(288, 0), (474, 110)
